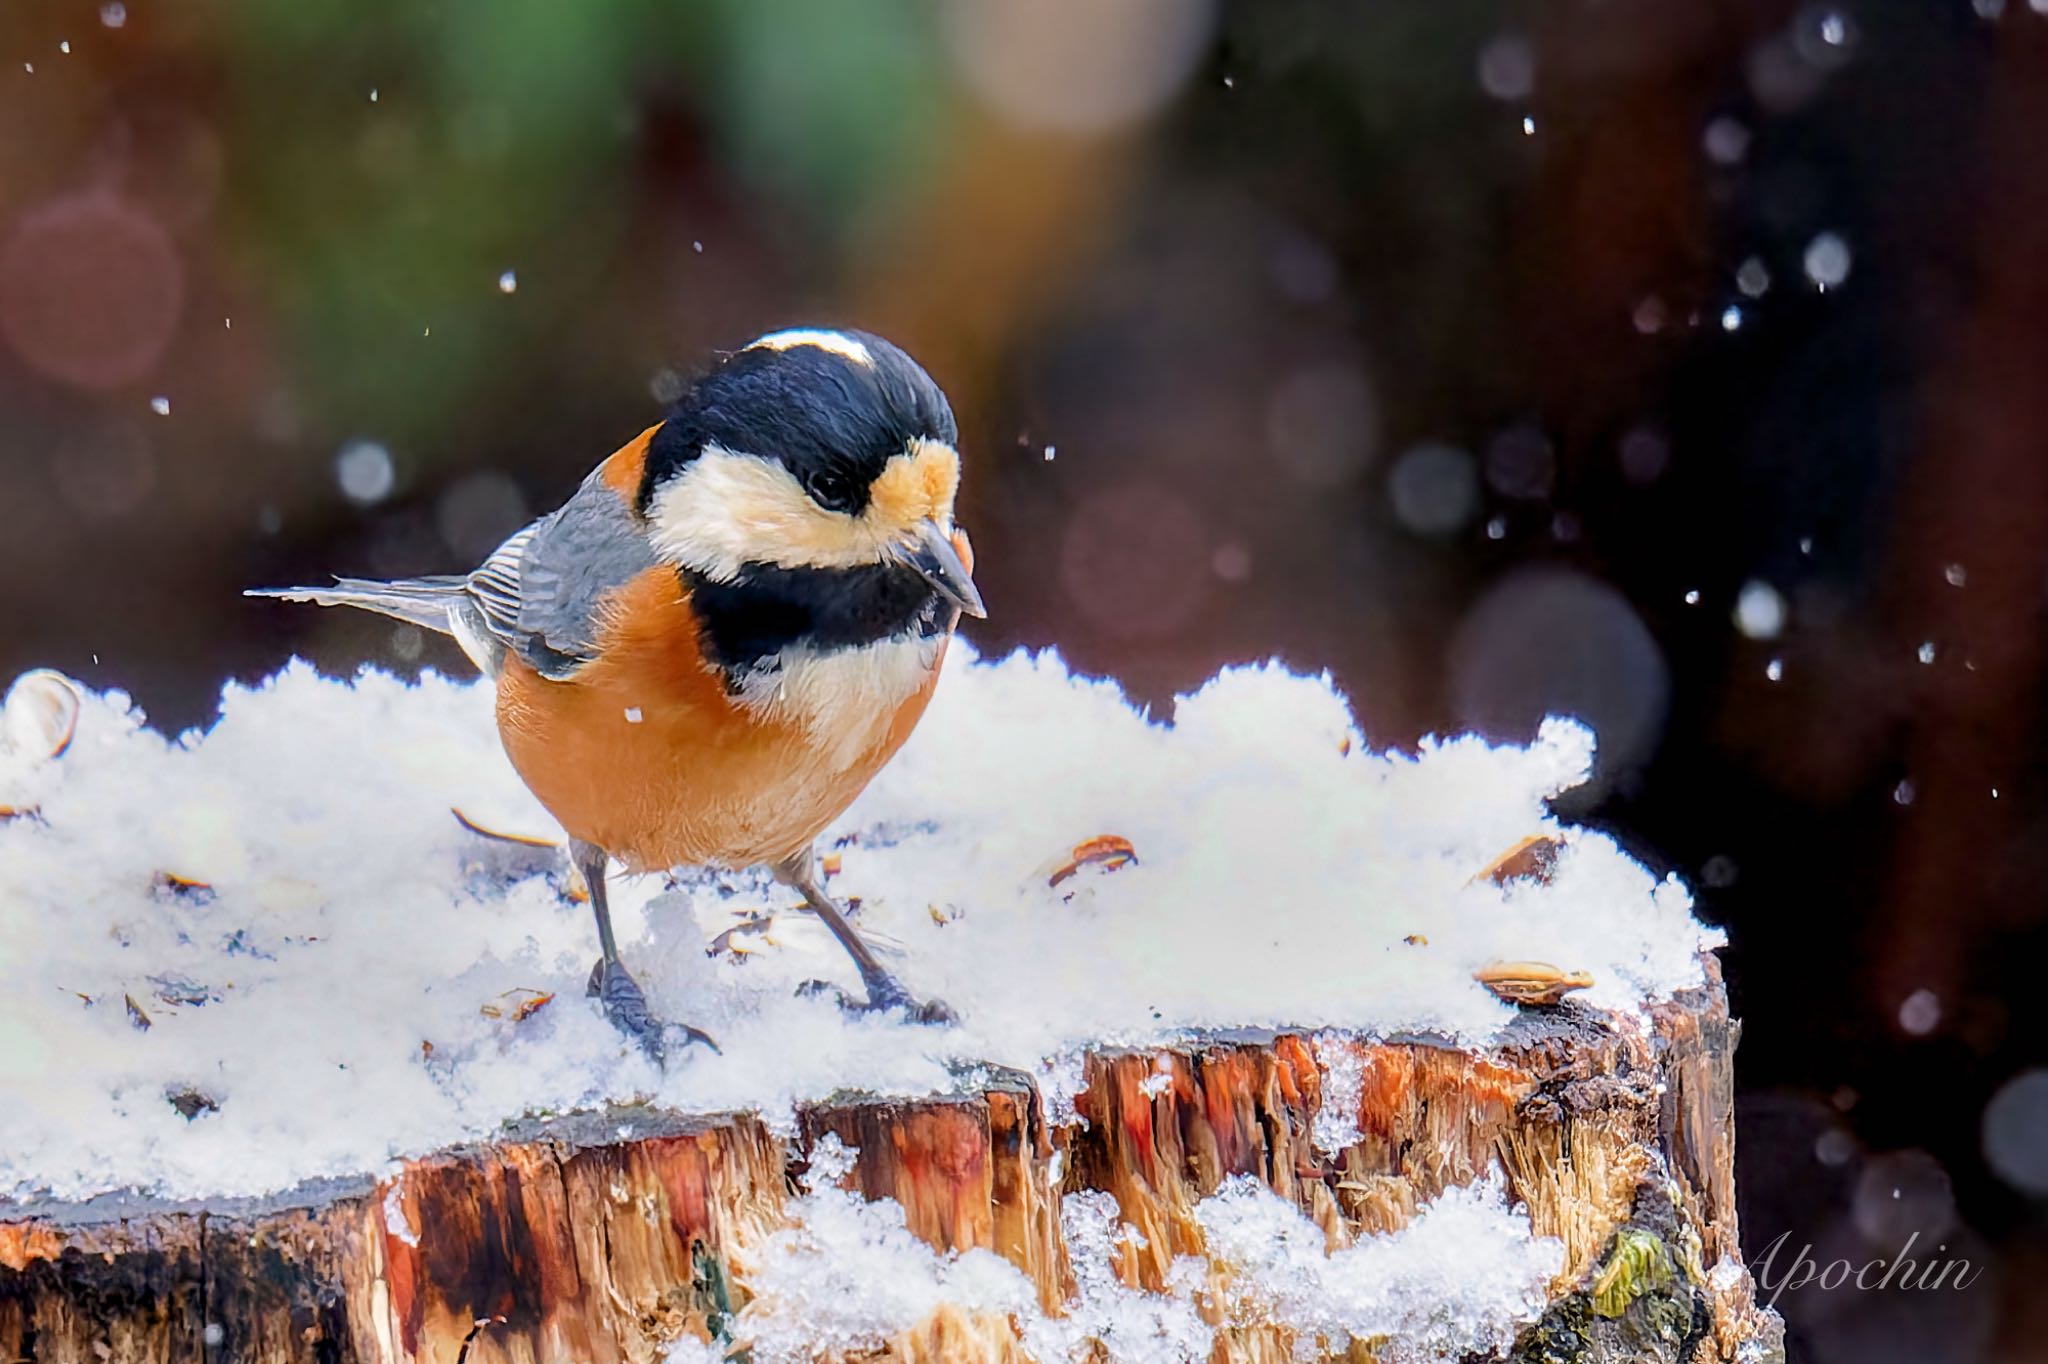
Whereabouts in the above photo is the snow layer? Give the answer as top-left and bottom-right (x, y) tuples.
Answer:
(0, 645), (1719, 1202)
(1194, 1174), (1561, 1361)
(717, 1133), (1041, 1361)
(1308, 1031), (1368, 1156)
(673, 1142), (1559, 1364)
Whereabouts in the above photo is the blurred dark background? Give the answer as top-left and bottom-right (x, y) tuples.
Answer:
(2, 1), (2045, 1358)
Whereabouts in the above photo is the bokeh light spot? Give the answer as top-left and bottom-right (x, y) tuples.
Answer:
(1898, 989), (1941, 1036)
(1059, 480), (1209, 639)
(1266, 364), (1379, 489)
(1388, 443), (1478, 536)
(1483, 425), (1553, 500)
(1477, 34), (1536, 101)
(1268, 230), (1338, 304)
(1852, 1150), (1956, 1248)
(0, 195), (184, 391)
(1448, 569), (1671, 786)
(1704, 116), (1752, 165)
(1735, 580), (1787, 638)
(649, 368), (684, 404)
(1804, 232), (1853, 290)
(942, 0), (1217, 134)
(336, 440), (396, 505)
(1815, 1128), (1857, 1167)
(1984, 1069), (2048, 1195)
(1211, 541), (1251, 582)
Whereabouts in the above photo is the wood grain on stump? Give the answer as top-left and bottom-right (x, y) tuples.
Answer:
(0, 958), (1782, 1363)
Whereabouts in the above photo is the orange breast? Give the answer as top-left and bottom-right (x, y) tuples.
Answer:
(493, 566), (947, 872)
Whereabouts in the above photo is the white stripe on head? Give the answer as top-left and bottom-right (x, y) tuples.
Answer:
(743, 328), (874, 367)
(647, 445), (895, 579)
(645, 441), (960, 579)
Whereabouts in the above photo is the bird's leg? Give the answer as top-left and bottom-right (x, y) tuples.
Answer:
(772, 847), (955, 1024)
(573, 839), (717, 1061)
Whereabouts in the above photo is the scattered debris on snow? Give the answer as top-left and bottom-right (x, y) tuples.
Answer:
(1473, 959), (1597, 1007)
(0, 644), (1720, 1203)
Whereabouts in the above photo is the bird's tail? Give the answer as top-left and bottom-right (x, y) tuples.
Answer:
(244, 575), (470, 635)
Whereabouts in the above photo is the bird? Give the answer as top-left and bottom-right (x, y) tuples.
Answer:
(250, 327), (984, 1060)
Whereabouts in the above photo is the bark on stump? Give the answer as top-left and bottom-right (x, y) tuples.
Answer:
(0, 958), (1782, 1364)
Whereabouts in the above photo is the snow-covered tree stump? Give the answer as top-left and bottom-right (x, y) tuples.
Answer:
(0, 958), (1780, 1364)
(0, 661), (1783, 1362)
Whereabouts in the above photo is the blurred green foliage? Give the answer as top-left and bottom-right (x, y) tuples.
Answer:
(215, 0), (945, 442)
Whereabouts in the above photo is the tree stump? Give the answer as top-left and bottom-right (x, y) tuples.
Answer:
(0, 958), (1781, 1364)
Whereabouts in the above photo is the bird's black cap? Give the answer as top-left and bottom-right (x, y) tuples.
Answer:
(641, 329), (957, 517)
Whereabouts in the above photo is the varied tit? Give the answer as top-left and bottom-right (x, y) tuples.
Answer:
(251, 328), (984, 1059)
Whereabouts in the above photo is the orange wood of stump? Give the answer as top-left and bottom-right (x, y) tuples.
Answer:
(0, 961), (1780, 1364)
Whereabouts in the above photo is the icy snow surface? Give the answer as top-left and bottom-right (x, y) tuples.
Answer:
(0, 644), (1718, 1203)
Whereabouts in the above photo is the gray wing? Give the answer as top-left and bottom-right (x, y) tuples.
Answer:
(465, 468), (659, 680)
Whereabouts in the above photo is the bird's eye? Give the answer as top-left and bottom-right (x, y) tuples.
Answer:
(806, 469), (856, 512)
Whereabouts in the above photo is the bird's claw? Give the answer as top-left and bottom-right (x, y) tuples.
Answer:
(867, 974), (959, 1025)
(797, 973), (957, 1025)
(586, 958), (719, 1062)
(667, 1020), (722, 1054)
(906, 996), (958, 1026)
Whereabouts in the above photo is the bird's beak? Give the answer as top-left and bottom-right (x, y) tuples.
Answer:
(900, 519), (986, 619)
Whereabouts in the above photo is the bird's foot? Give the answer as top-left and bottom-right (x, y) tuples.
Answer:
(585, 958), (720, 1063)
(797, 970), (956, 1025)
